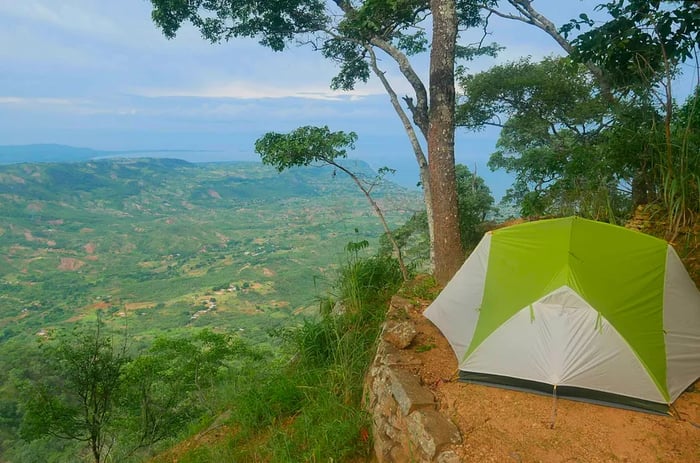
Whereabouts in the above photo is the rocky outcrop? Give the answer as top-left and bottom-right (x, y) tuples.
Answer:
(365, 295), (461, 462)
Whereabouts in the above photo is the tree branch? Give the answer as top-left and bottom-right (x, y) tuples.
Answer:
(486, 0), (614, 101)
(364, 45), (429, 178)
(370, 37), (429, 137)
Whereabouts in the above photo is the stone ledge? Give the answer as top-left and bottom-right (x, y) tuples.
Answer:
(388, 367), (435, 415)
(407, 409), (461, 459)
(364, 296), (462, 463)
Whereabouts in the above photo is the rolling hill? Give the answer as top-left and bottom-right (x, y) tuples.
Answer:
(0, 156), (422, 459)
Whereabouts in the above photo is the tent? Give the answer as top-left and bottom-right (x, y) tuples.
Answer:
(424, 216), (700, 413)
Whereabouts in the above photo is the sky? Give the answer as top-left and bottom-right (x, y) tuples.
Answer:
(1, 1), (694, 199)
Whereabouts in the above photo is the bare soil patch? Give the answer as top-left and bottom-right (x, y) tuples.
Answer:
(124, 302), (157, 311)
(406, 298), (700, 463)
(58, 257), (84, 271)
(262, 267), (276, 277)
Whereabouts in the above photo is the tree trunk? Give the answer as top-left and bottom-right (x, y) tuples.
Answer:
(429, 0), (464, 285)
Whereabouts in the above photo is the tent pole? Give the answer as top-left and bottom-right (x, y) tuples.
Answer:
(549, 385), (558, 429)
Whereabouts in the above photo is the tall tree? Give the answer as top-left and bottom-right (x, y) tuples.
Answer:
(566, 0), (700, 233)
(456, 57), (632, 220)
(428, 0), (464, 282)
(480, 0), (612, 98)
(149, 0), (496, 283)
(454, 164), (494, 249)
(379, 164), (493, 262)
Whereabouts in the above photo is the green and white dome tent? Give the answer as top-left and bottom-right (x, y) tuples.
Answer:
(424, 216), (700, 413)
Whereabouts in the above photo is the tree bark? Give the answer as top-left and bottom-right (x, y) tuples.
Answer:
(429, 0), (464, 285)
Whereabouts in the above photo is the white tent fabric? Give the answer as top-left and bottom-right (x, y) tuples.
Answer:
(460, 286), (665, 403)
(427, 233), (491, 362)
(664, 246), (700, 401)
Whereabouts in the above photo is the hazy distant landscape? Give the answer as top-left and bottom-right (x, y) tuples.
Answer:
(0, 154), (420, 342)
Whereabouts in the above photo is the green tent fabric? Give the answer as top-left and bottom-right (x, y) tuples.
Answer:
(424, 217), (700, 413)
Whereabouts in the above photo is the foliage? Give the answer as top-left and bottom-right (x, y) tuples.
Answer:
(20, 320), (128, 463)
(663, 87), (700, 233)
(0, 159), (419, 461)
(150, 0), (495, 91)
(379, 210), (431, 265)
(18, 318), (263, 462)
(458, 56), (635, 220)
(380, 164), (494, 259)
(150, 0), (327, 52)
(469, 1), (699, 231)
(338, 240), (405, 314)
(255, 126), (357, 171)
(155, 243), (403, 462)
(455, 164), (495, 249)
(116, 330), (262, 456)
(148, 0), (505, 284)
(563, 0), (700, 233)
(14, 243), (400, 463)
(565, 0), (700, 93)
(256, 126), (410, 280)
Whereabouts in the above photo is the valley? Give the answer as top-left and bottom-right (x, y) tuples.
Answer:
(0, 158), (421, 456)
(0, 159), (419, 343)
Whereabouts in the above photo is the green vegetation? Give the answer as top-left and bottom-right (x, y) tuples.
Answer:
(456, 1), (699, 237)
(148, 0), (499, 285)
(4, 1), (699, 460)
(14, 240), (403, 462)
(180, 243), (404, 462)
(256, 125), (411, 280)
(0, 158), (420, 461)
(379, 164), (495, 264)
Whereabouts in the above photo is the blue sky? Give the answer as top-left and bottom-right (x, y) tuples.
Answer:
(1, 1), (689, 199)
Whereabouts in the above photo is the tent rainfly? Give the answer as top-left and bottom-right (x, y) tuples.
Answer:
(424, 217), (700, 413)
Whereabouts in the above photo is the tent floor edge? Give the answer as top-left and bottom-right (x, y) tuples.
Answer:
(459, 370), (669, 415)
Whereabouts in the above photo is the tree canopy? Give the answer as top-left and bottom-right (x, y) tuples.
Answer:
(459, 0), (699, 230)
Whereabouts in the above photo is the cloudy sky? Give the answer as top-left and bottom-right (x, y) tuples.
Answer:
(0, 0), (651, 197)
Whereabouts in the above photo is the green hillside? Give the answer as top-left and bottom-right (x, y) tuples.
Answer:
(0, 158), (418, 338)
(0, 158), (421, 460)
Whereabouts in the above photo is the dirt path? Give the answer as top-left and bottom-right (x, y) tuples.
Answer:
(408, 299), (700, 463)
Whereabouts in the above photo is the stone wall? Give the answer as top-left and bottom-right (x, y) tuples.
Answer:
(364, 295), (461, 463)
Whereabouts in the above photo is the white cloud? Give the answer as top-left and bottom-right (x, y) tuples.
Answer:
(0, 96), (140, 117)
(0, 96), (81, 106)
(132, 80), (389, 101)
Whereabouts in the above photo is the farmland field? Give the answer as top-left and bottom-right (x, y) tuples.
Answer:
(0, 157), (420, 375)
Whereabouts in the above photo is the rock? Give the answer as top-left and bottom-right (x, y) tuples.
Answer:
(407, 409), (461, 460)
(389, 444), (408, 462)
(390, 295), (415, 313)
(385, 319), (417, 349)
(331, 300), (346, 316)
(437, 450), (462, 463)
(373, 428), (394, 463)
(377, 340), (423, 366)
(388, 367), (435, 415)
